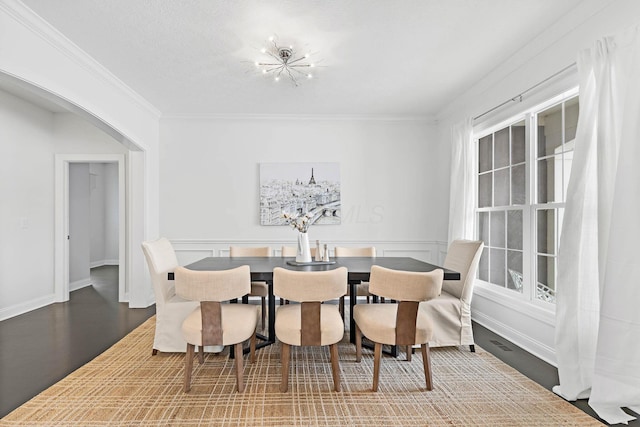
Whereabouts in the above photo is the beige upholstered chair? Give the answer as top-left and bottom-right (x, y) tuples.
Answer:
(353, 265), (443, 391)
(142, 238), (222, 355)
(273, 267), (348, 392)
(334, 246), (377, 316)
(419, 240), (484, 352)
(229, 246), (270, 330)
(174, 266), (258, 393)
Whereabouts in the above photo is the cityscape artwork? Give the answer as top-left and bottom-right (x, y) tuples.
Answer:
(260, 162), (341, 226)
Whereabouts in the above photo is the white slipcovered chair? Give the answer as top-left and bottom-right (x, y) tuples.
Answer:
(419, 239), (484, 352)
(141, 237), (223, 354)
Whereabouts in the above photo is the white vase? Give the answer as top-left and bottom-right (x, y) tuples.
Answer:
(296, 232), (312, 263)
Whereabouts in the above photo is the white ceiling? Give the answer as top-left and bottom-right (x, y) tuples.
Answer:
(19, 0), (585, 118)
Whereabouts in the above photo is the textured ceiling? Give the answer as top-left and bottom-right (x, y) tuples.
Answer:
(20, 0), (585, 118)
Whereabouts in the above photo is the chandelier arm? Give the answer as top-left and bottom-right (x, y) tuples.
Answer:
(287, 56), (309, 65)
(285, 67), (300, 86)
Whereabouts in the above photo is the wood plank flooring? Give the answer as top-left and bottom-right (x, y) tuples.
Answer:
(1, 266), (637, 424)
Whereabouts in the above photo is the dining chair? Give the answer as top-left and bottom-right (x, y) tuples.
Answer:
(229, 246), (270, 330)
(353, 265), (443, 391)
(174, 265), (258, 393)
(419, 240), (484, 352)
(141, 238), (222, 355)
(334, 246), (377, 317)
(273, 267), (348, 392)
(280, 245), (317, 258)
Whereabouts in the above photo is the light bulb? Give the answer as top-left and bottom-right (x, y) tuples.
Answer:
(310, 63), (315, 68)
(274, 76), (280, 81)
(307, 74), (313, 79)
(262, 69), (267, 74)
(304, 53), (310, 58)
(268, 36), (274, 41)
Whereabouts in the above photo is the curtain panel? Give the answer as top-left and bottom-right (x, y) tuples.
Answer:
(448, 118), (475, 244)
(554, 24), (640, 425)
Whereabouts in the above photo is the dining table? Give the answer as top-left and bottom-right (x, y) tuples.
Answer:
(180, 256), (460, 354)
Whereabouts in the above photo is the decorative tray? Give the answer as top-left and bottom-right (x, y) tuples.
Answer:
(286, 260), (336, 266)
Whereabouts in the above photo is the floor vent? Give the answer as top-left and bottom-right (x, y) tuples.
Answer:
(490, 339), (513, 352)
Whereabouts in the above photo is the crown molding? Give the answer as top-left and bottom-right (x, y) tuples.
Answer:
(161, 112), (438, 124)
(0, 0), (161, 119)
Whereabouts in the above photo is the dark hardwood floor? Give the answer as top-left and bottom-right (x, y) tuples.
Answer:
(1, 266), (637, 424)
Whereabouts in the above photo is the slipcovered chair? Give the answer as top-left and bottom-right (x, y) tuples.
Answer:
(142, 238), (222, 355)
(334, 246), (377, 317)
(175, 265), (258, 393)
(419, 240), (484, 352)
(229, 246), (270, 330)
(353, 266), (443, 391)
(273, 267), (348, 392)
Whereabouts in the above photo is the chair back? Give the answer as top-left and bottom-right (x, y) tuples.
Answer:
(230, 246), (270, 257)
(174, 265), (251, 302)
(141, 238), (179, 306)
(442, 240), (484, 303)
(273, 267), (347, 302)
(368, 265), (443, 302)
(334, 246), (376, 257)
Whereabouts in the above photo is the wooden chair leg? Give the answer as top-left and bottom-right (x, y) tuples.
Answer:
(261, 297), (266, 330)
(235, 342), (244, 392)
(152, 348), (158, 356)
(372, 342), (382, 392)
(184, 343), (195, 392)
(421, 343), (433, 391)
(470, 344), (476, 353)
(280, 343), (290, 392)
(406, 345), (412, 362)
(330, 343), (341, 392)
(198, 345), (204, 364)
(355, 324), (363, 362)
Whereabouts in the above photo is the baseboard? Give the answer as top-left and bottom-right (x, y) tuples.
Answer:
(472, 311), (557, 367)
(0, 294), (56, 321)
(69, 278), (92, 292)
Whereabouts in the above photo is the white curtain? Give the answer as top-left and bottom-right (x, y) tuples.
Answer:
(553, 24), (640, 425)
(448, 117), (475, 244)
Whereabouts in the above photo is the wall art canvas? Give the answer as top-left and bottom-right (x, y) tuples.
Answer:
(260, 162), (341, 226)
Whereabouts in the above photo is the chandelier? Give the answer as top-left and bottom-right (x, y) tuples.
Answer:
(254, 36), (319, 86)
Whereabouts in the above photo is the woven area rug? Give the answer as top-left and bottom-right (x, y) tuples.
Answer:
(2, 316), (601, 426)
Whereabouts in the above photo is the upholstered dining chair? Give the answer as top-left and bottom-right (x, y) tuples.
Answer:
(229, 246), (270, 330)
(280, 245), (317, 258)
(353, 265), (443, 391)
(419, 240), (484, 352)
(142, 238), (222, 355)
(174, 265), (258, 393)
(334, 246), (377, 317)
(273, 267), (348, 392)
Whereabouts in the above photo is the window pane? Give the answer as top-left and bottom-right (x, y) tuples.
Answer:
(479, 135), (492, 173)
(479, 251), (489, 281)
(565, 97), (579, 143)
(490, 211), (505, 248)
(494, 168), (510, 206)
(507, 250), (523, 292)
(490, 248), (506, 287)
(537, 255), (556, 302)
(537, 157), (561, 203)
(511, 122), (526, 164)
(478, 173), (492, 208)
(494, 128), (510, 169)
(537, 209), (556, 255)
(478, 212), (489, 246)
(511, 164), (525, 205)
(538, 103), (563, 156)
(507, 210), (522, 250)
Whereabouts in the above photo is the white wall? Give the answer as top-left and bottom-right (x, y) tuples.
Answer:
(160, 117), (450, 264)
(0, 90), (129, 320)
(89, 162), (119, 267)
(69, 163), (91, 289)
(437, 0), (640, 365)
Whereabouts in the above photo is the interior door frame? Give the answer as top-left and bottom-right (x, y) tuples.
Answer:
(55, 154), (126, 302)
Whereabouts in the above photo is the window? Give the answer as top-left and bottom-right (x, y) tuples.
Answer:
(476, 91), (579, 304)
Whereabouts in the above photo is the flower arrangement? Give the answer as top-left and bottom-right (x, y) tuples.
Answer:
(282, 211), (314, 233)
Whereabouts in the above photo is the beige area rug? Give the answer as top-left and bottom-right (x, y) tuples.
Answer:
(2, 317), (602, 426)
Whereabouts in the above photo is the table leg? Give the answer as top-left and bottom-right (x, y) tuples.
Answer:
(349, 281), (357, 344)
